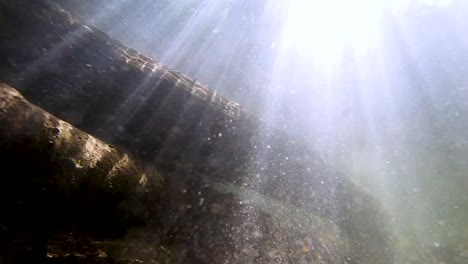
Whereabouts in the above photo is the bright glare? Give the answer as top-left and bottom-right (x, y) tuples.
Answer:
(281, 0), (384, 59)
(281, 0), (452, 59)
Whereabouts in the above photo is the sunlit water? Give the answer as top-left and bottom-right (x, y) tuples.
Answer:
(19, 0), (468, 262)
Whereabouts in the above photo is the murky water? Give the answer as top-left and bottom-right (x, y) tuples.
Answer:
(1, 0), (467, 263)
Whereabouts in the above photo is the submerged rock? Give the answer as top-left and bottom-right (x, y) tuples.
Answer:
(0, 1), (394, 263)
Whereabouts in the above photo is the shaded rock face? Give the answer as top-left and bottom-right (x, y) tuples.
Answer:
(0, 1), (395, 263)
(0, 84), (166, 263)
(0, 0), (304, 181)
(1, 0), (345, 224)
(0, 0), (255, 180)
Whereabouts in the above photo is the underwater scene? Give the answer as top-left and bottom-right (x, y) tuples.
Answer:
(0, 0), (467, 263)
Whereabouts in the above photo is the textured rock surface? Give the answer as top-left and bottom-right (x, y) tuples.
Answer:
(0, 83), (164, 262)
(2, 0), (357, 222)
(0, 83), (389, 263)
(0, 1), (394, 263)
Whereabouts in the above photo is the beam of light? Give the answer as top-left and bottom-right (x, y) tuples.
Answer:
(280, 0), (383, 62)
(43, 0), (465, 261)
